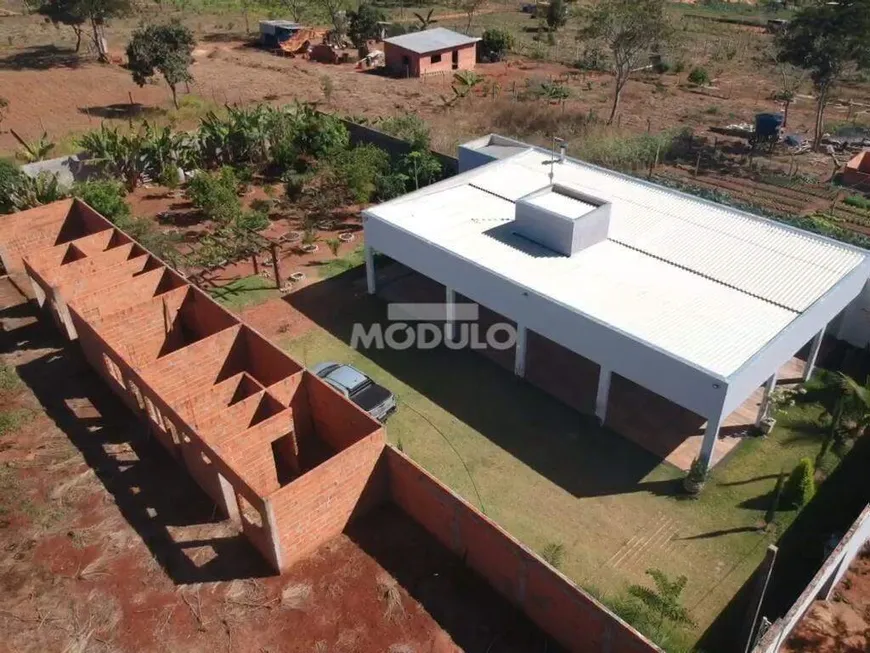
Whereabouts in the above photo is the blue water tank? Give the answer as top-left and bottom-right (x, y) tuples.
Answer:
(755, 112), (784, 138)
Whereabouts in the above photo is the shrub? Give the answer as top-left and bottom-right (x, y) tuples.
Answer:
(378, 113), (431, 150)
(845, 194), (870, 210)
(574, 46), (607, 72)
(71, 179), (130, 224)
(687, 67), (711, 86)
(235, 209), (270, 231)
(672, 59), (686, 73)
(185, 167), (241, 223)
(0, 159), (24, 214)
(480, 28), (514, 62)
(294, 107), (350, 162)
(784, 457), (816, 508)
(331, 144), (391, 204)
(375, 172), (409, 201)
(325, 237), (341, 257)
(283, 170), (310, 201)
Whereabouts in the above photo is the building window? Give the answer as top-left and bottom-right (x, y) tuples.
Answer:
(431, 53), (442, 63)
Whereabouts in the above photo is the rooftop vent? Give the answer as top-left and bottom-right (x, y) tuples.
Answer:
(514, 184), (611, 256)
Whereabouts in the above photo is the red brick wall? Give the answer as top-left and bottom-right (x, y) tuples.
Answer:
(268, 430), (387, 570)
(69, 308), (282, 569)
(304, 372), (383, 452)
(384, 448), (660, 653)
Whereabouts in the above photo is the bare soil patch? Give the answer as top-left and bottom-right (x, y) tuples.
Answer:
(0, 278), (556, 653)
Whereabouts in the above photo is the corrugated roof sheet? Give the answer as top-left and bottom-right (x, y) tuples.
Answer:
(383, 27), (480, 54)
(374, 185), (798, 376)
(471, 151), (865, 312)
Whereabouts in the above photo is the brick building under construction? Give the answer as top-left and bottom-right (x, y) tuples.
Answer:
(0, 198), (659, 653)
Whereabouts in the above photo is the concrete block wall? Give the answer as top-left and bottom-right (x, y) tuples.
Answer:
(384, 448), (661, 653)
(753, 504), (870, 653)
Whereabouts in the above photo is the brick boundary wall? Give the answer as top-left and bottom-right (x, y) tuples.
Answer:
(753, 504), (870, 653)
(383, 447), (661, 653)
(0, 200), (663, 652)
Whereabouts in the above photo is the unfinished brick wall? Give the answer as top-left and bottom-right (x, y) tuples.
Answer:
(269, 430), (387, 570)
(384, 448), (660, 653)
(4, 199), (662, 652)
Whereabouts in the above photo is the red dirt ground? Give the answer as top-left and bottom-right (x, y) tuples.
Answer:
(0, 277), (557, 653)
(784, 547), (870, 653)
(125, 182), (364, 292)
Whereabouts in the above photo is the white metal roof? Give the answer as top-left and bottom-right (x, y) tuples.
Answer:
(383, 28), (480, 54)
(366, 147), (869, 378)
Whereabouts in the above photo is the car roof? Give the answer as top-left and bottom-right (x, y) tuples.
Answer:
(323, 364), (368, 391)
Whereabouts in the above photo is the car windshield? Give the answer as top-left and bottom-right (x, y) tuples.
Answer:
(326, 366), (371, 394)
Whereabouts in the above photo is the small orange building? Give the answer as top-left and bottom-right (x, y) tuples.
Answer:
(383, 27), (480, 77)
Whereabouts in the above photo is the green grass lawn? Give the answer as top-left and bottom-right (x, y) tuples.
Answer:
(208, 274), (279, 312)
(318, 245), (366, 280)
(279, 290), (839, 652)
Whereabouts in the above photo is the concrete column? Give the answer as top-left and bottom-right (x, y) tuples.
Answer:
(365, 246), (376, 295)
(445, 287), (456, 343)
(595, 367), (612, 424)
(217, 473), (240, 522)
(514, 324), (527, 377)
(803, 327), (826, 381)
(755, 373), (778, 427)
(699, 404), (725, 471)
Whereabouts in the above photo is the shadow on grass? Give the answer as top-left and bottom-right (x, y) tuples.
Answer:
(285, 265), (680, 500)
(718, 473), (780, 487)
(78, 103), (166, 120)
(697, 431), (870, 653)
(3, 307), (272, 585)
(679, 526), (761, 540)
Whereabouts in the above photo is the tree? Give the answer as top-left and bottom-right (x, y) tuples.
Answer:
(413, 8), (437, 30)
(456, 0), (486, 35)
(628, 569), (695, 639)
(127, 22), (195, 110)
(547, 0), (567, 32)
(274, 0), (310, 23)
(480, 28), (513, 62)
(39, 0), (132, 62)
(776, 0), (870, 151)
(581, 0), (671, 125)
(774, 60), (805, 129)
(347, 3), (385, 54)
(38, 0), (85, 51)
(314, 0), (350, 42)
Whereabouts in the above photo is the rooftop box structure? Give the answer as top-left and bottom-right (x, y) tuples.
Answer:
(515, 184), (611, 256)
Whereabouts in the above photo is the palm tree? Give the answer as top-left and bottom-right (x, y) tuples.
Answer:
(413, 9), (437, 30)
(628, 569), (695, 639)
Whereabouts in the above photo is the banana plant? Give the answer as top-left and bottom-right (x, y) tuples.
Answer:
(12, 171), (69, 210)
(16, 132), (56, 163)
(78, 124), (152, 191)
